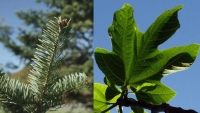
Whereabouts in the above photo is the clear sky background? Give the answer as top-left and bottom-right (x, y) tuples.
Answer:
(94, 1), (200, 113)
(0, 0), (48, 73)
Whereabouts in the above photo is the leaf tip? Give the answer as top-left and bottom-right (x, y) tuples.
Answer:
(122, 3), (134, 11)
(179, 4), (184, 8)
(176, 4), (183, 10)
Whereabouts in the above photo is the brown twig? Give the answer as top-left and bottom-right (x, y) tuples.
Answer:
(127, 100), (197, 113)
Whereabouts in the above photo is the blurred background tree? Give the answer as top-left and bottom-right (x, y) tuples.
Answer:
(0, 0), (93, 112)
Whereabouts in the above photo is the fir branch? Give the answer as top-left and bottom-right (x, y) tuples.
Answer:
(0, 75), (34, 112)
(28, 16), (87, 111)
(0, 16), (88, 113)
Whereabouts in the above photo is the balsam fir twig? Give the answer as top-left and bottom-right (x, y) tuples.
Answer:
(0, 16), (87, 113)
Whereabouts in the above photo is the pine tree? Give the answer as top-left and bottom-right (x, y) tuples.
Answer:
(0, 16), (88, 113)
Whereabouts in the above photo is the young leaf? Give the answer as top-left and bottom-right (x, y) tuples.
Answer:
(94, 83), (110, 113)
(94, 3), (200, 112)
(96, 4), (199, 86)
(135, 82), (176, 104)
(94, 83), (120, 112)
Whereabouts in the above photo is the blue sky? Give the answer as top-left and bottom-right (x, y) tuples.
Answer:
(0, 0), (48, 73)
(94, 1), (200, 112)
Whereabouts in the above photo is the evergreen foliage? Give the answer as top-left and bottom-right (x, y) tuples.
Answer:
(0, 1), (93, 110)
(0, 17), (87, 113)
(0, 0), (93, 73)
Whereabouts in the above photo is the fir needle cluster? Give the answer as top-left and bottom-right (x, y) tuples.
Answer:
(0, 16), (87, 113)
